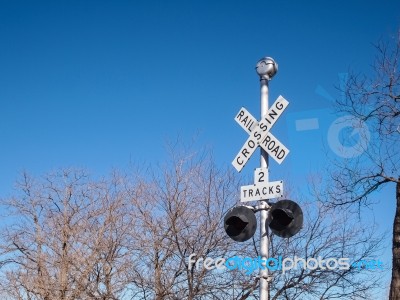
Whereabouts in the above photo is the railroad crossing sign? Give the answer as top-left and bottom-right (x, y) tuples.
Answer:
(232, 95), (290, 172)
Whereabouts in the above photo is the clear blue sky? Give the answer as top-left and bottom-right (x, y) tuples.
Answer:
(0, 0), (399, 295)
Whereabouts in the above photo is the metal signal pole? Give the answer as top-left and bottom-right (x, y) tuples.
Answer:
(256, 57), (278, 300)
(227, 57), (302, 299)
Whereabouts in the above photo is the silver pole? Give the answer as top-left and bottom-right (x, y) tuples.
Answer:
(256, 57), (278, 300)
(259, 78), (269, 300)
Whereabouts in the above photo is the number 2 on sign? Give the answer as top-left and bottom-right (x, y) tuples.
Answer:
(254, 168), (268, 184)
(258, 171), (265, 182)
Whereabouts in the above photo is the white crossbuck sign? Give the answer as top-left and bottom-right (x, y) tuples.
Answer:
(232, 95), (290, 172)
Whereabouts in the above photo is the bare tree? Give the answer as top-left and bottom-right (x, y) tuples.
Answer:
(0, 169), (135, 299)
(325, 30), (400, 299)
(122, 145), (249, 299)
